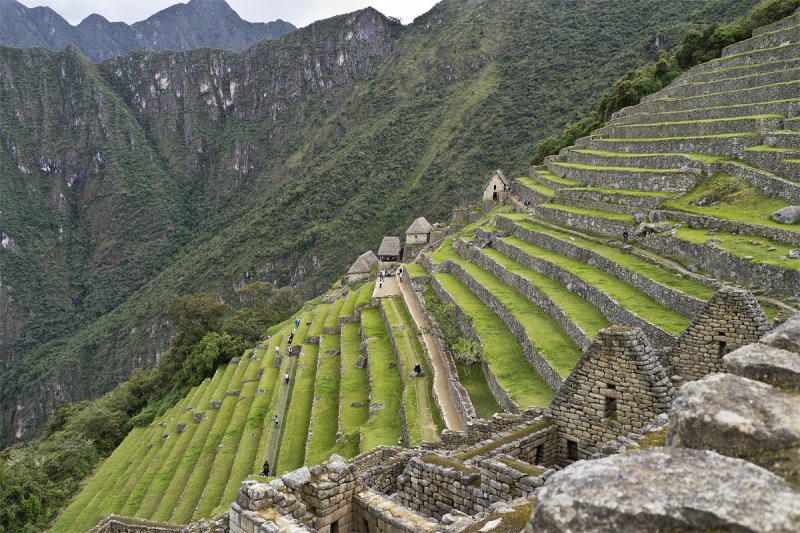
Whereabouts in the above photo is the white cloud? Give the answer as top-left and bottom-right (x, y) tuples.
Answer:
(19, 0), (440, 27)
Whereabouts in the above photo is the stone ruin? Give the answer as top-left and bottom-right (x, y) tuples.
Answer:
(88, 284), (792, 532)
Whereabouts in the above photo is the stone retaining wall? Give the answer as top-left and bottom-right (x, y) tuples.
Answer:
(429, 275), (519, 413)
(457, 237), (592, 351)
(722, 23), (800, 56)
(532, 204), (633, 237)
(576, 134), (762, 156)
(514, 180), (552, 205)
(475, 456), (553, 502)
(639, 231), (800, 294)
(548, 164), (696, 192)
(89, 515), (184, 533)
(431, 410), (542, 452)
(613, 99), (800, 125)
(657, 67), (800, 100)
(638, 81), (800, 114)
(487, 237), (676, 348)
(496, 216), (706, 317)
(665, 209), (800, 247)
(556, 188), (669, 212)
(397, 456), (484, 519)
(440, 255), (566, 390)
(604, 116), (782, 139)
(353, 489), (435, 533)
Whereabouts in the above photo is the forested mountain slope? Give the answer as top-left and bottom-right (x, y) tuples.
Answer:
(0, 0), (758, 445)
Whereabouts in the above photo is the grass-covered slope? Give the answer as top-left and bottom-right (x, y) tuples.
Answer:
(0, 0), (760, 446)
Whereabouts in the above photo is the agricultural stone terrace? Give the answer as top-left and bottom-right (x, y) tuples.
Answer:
(65, 8), (800, 533)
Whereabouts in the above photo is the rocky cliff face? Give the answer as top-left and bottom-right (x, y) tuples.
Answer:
(0, 0), (295, 62)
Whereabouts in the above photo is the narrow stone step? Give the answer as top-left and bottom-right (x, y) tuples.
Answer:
(636, 80), (800, 115)
(657, 66), (800, 101)
(753, 10), (800, 37)
(612, 97), (800, 126)
(605, 115), (783, 140)
(722, 22), (800, 57)
(674, 55), (800, 87)
(547, 161), (698, 193)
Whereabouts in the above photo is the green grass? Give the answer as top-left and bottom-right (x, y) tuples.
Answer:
(456, 362), (501, 419)
(563, 186), (674, 198)
(497, 457), (545, 476)
(597, 132), (758, 142)
(675, 225), (800, 270)
(516, 177), (554, 196)
(501, 214), (715, 300)
(435, 273), (553, 409)
(535, 169), (579, 186)
(746, 144), (800, 152)
(324, 298), (345, 330)
(404, 263), (428, 278)
(383, 297), (442, 445)
(169, 357), (251, 524)
(500, 235), (690, 335)
(655, 78), (800, 103)
(340, 288), (361, 318)
(339, 322), (370, 439)
(457, 418), (553, 460)
(275, 323), (321, 474)
(552, 162), (681, 173)
(308, 304), (331, 337)
(483, 246), (611, 336)
(446, 251), (588, 376)
(305, 335), (342, 466)
(571, 148), (733, 165)
(539, 203), (633, 221)
(359, 308), (404, 451)
(428, 237), (455, 265)
(618, 114), (783, 127)
(664, 172), (798, 231)
(355, 282), (376, 308)
(621, 97), (800, 120)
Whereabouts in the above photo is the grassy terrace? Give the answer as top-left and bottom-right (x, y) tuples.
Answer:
(355, 281), (376, 308)
(552, 162), (681, 173)
(570, 148), (734, 165)
(653, 79), (800, 104)
(340, 287), (361, 318)
(359, 308), (404, 450)
(339, 321), (369, 440)
(324, 298), (346, 330)
(683, 65), (800, 86)
(404, 262), (428, 278)
(664, 173), (799, 232)
(435, 272), (554, 409)
(535, 168), (579, 186)
(746, 144), (800, 152)
(516, 176), (554, 196)
(305, 335), (342, 466)
(383, 296), (443, 445)
(618, 97), (800, 121)
(615, 114), (784, 127)
(499, 236), (690, 335)
(308, 304), (331, 337)
(443, 250), (586, 377)
(275, 311), (324, 474)
(563, 186), (674, 198)
(501, 214), (715, 300)
(169, 356), (251, 523)
(482, 246), (610, 337)
(596, 132), (759, 142)
(675, 224), (800, 270)
(538, 203), (633, 221)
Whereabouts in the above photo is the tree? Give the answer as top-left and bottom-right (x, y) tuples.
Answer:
(452, 338), (483, 375)
(166, 293), (230, 346)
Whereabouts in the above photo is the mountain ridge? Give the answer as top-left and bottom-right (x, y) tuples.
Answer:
(0, 0), (296, 61)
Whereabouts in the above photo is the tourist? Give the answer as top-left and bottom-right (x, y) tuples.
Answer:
(295, 317), (300, 328)
(284, 372), (290, 384)
(623, 230), (629, 245)
(273, 415), (279, 425)
(414, 362), (421, 376)
(275, 345), (280, 357)
(260, 460), (270, 476)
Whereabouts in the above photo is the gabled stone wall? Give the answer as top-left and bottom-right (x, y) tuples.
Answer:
(548, 327), (673, 464)
(668, 285), (771, 381)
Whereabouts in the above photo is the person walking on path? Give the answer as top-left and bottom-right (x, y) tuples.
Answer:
(260, 460), (270, 476)
(295, 317), (300, 329)
(284, 372), (290, 384)
(273, 415), (279, 425)
(275, 345), (280, 357)
(623, 230), (629, 245)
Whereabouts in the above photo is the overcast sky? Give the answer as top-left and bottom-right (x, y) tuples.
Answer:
(20, 0), (441, 27)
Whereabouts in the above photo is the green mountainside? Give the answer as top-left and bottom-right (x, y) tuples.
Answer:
(0, 0), (758, 447)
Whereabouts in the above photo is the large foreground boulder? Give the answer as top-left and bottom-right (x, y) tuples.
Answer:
(668, 373), (800, 456)
(724, 343), (800, 391)
(529, 448), (800, 532)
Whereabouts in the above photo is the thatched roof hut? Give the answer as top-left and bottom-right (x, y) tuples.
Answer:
(406, 217), (432, 236)
(378, 236), (402, 261)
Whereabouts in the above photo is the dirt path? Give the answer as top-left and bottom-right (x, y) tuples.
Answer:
(372, 274), (400, 298)
(398, 275), (466, 432)
(262, 355), (298, 476)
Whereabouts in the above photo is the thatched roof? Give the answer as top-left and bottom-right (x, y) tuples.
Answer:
(488, 169), (508, 186)
(347, 250), (379, 275)
(406, 217), (432, 235)
(378, 236), (402, 257)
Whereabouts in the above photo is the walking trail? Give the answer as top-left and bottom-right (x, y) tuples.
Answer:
(397, 273), (466, 432)
(261, 354), (299, 475)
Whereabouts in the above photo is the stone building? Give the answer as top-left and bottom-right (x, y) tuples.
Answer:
(377, 236), (402, 262)
(548, 327), (674, 464)
(345, 251), (379, 283)
(668, 285), (771, 381)
(405, 217), (432, 245)
(482, 170), (509, 203)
